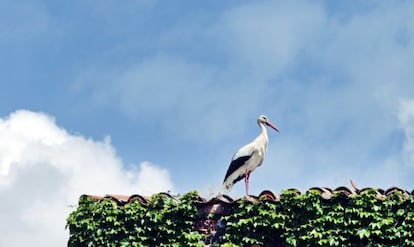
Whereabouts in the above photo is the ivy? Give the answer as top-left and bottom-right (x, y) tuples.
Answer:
(221, 190), (414, 246)
(67, 192), (203, 247)
(67, 190), (414, 246)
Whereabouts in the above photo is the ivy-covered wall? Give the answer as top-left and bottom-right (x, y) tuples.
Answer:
(66, 189), (414, 246)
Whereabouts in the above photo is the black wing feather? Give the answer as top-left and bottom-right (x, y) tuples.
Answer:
(223, 155), (252, 183)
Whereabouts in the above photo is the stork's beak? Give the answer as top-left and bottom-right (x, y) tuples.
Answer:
(266, 121), (279, 132)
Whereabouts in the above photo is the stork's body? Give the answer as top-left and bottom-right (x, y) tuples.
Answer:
(223, 115), (279, 196)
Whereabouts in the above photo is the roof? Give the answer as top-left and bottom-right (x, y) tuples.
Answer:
(84, 185), (414, 216)
(85, 186), (413, 204)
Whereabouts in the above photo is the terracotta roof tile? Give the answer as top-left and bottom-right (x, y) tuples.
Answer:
(84, 186), (413, 207)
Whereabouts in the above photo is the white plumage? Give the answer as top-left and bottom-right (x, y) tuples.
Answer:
(223, 115), (279, 196)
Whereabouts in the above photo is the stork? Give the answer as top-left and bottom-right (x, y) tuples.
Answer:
(223, 115), (279, 196)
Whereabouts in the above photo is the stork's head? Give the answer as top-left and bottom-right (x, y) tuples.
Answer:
(258, 115), (279, 132)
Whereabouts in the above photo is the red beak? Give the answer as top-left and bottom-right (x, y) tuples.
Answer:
(266, 121), (279, 132)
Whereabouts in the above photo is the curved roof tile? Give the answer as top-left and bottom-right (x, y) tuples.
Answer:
(83, 186), (413, 206)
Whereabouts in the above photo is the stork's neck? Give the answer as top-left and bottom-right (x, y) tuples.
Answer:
(259, 122), (268, 137)
(255, 122), (269, 149)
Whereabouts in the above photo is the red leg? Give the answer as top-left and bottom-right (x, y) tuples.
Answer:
(245, 170), (251, 196)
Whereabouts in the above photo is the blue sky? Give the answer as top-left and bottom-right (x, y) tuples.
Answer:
(1, 1), (414, 244)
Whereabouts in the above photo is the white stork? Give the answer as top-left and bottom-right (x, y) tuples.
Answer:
(223, 115), (279, 196)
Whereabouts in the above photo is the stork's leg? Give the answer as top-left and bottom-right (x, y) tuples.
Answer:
(244, 172), (248, 195)
(244, 170), (251, 196)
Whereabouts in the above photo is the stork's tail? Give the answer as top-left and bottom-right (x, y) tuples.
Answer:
(222, 179), (234, 193)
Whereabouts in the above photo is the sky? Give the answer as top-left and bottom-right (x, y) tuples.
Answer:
(1, 0), (414, 245)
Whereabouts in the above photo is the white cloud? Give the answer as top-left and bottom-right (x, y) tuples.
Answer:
(0, 110), (174, 246)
